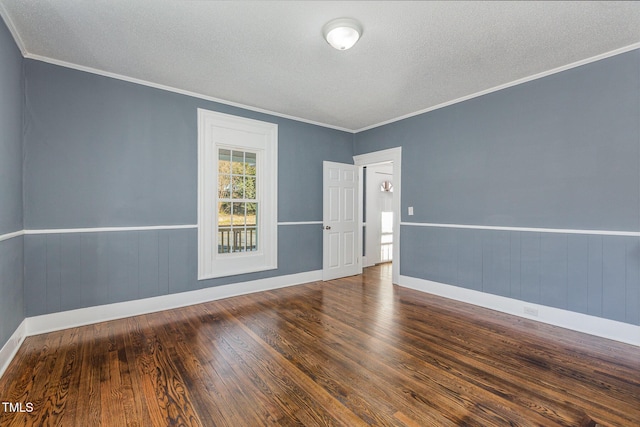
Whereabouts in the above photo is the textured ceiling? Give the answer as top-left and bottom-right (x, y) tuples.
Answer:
(1, 1), (639, 132)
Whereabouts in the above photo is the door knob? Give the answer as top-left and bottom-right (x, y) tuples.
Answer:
(324, 226), (331, 230)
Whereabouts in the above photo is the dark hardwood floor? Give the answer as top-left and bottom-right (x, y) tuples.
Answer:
(1, 264), (638, 426)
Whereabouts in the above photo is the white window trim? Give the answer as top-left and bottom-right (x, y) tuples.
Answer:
(197, 109), (278, 280)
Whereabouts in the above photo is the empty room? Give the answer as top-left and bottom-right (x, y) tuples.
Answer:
(1, 1), (639, 426)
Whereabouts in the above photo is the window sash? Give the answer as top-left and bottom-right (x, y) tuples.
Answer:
(216, 148), (259, 254)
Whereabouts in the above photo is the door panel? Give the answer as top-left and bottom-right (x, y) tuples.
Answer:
(323, 161), (361, 280)
(344, 187), (355, 221)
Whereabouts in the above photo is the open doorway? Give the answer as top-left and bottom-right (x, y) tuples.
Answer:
(363, 162), (394, 267)
(354, 147), (401, 284)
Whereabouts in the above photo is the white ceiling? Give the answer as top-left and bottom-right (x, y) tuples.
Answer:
(1, 1), (639, 132)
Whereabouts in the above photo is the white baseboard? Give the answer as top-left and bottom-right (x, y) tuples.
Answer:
(0, 319), (27, 378)
(399, 275), (640, 347)
(27, 270), (322, 336)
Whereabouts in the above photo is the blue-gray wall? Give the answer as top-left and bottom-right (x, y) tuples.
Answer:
(23, 60), (353, 316)
(10, 37), (640, 328)
(356, 49), (640, 326)
(0, 20), (23, 236)
(0, 17), (24, 349)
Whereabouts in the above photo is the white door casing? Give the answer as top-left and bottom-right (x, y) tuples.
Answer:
(323, 161), (361, 281)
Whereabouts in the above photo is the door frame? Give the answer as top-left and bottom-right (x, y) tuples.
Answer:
(353, 147), (402, 284)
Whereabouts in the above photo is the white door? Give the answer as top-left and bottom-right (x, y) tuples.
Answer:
(323, 161), (361, 280)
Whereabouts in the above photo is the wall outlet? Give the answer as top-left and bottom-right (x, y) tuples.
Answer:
(523, 306), (539, 317)
(408, 206), (414, 216)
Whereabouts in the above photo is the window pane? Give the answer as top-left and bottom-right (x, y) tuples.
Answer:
(246, 227), (257, 251)
(248, 203), (257, 252)
(245, 152), (256, 176)
(231, 150), (244, 175)
(218, 175), (230, 199)
(232, 176), (244, 199)
(232, 229), (243, 252)
(217, 202), (232, 253)
(232, 202), (245, 224)
(246, 202), (257, 226)
(245, 176), (256, 200)
(218, 149), (231, 174)
(218, 202), (231, 225)
(218, 227), (231, 253)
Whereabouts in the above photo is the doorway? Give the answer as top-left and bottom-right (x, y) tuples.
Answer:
(363, 162), (394, 266)
(354, 147), (402, 284)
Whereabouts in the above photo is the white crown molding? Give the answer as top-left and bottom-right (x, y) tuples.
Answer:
(0, 319), (27, 379)
(399, 275), (640, 347)
(401, 222), (640, 237)
(4, 1), (639, 136)
(14, 38), (640, 135)
(26, 269), (322, 337)
(0, 230), (24, 243)
(356, 42), (640, 133)
(23, 53), (354, 134)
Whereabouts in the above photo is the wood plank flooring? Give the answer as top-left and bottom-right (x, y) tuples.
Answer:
(1, 264), (639, 426)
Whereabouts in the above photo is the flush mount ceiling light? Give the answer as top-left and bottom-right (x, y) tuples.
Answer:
(323, 18), (362, 50)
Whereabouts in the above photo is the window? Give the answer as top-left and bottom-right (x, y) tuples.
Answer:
(217, 149), (258, 253)
(198, 109), (277, 279)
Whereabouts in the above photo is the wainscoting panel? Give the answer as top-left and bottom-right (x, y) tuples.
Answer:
(519, 232), (541, 304)
(24, 234), (46, 316)
(482, 230), (511, 298)
(400, 225), (640, 326)
(539, 233), (568, 309)
(79, 233), (109, 308)
(602, 236), (628, 323)
(138, 230), (162, 299)
(627, 239), (640, 325)
(0, 236), (24, 349)
(587, 235), (604, 318)
(567, 234), (589, 314)
(509, 231), (522, 299)
(456, 228), (482, 292)
(24, 223), (322, 316)
(60, 233), (83, 311)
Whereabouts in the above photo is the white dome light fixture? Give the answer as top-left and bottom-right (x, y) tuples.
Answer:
(323, 18), (362, 51)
